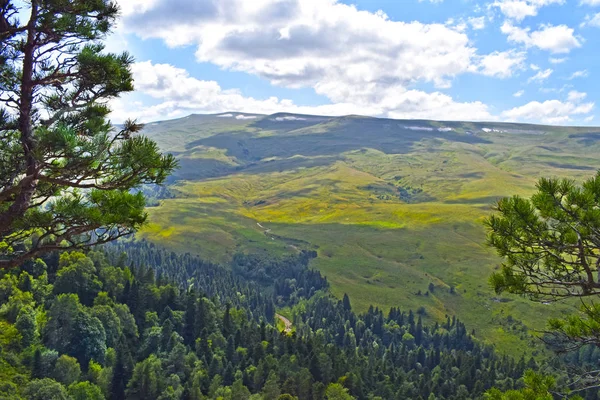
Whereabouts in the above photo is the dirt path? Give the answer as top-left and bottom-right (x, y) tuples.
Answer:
(257, 222), (272, 233)
(276, 313), (292, 333)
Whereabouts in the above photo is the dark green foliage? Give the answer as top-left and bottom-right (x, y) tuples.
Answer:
(53, 355), (81, 386)
(487, 173), (600, 301)
(23, 378), (70, 400)
(485, 370), (582, 400)
(342, 293), (352, 311)
(0, 0), (177, 270)
(0, 244), (595, 399)
(487, 173), (600, 353)
(487, 172), (600, 396)
(107, 240), (326, 322)
(15, 305), (37, 347)
(68, 381), (104, 400)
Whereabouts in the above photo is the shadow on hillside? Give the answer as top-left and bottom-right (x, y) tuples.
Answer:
(188, 118), (492, 163)
(545, 162), (596, 171)
(568, 132), (600, 146)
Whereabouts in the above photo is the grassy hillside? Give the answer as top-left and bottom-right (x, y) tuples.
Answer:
(137, 112), (600, 357)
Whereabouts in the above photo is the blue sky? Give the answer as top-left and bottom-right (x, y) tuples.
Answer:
(108, 0), (600, 125)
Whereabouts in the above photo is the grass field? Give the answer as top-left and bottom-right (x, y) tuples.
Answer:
(137, 112), (600, 356)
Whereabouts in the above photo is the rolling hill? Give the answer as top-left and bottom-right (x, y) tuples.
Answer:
(137, 111), (600, 356)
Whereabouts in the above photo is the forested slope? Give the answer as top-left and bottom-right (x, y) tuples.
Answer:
(0, 245), (551, 400)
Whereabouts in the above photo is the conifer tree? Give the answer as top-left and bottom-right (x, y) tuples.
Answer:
(0, 0), (177, 269)
(487, 173), (600, 351)
(487, 173), (600, 395)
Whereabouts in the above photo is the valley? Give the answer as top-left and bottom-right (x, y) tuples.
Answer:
(138, 112), (600, 357)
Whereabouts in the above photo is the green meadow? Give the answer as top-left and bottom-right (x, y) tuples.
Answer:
(138, 112), (600, 356)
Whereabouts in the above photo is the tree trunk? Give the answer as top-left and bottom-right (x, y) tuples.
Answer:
(0, 0), (38, 235)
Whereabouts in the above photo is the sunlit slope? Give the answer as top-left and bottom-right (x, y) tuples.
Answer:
(139, 112), (600, 355)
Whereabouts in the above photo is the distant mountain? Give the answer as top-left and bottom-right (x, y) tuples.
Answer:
(138, 112), (600, 356)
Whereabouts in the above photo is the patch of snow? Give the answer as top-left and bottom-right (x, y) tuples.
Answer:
(236, 115), (257, 120)
(403, 125), (434, 131)
(437, 127), (453, 132)
(217, 113), (234, 118)
(273, 116), (307, 121)
(482, 127), (505, 133)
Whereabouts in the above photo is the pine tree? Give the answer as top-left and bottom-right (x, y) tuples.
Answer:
(110, 348), (126, 400)
(342, 294), (352, 311)
(31, 348), (43, 379)
(183, 293), (196, 346)
(487, 173), (600, 351)
(0, 0), (177, 270)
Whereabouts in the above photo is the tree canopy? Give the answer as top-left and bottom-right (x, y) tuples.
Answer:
(486, 172), (600, 394)
(487, 172), (600, 301)
(0, 0), (177, 269)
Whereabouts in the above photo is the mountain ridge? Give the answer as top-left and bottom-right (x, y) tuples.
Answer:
(142, 111), (600, 129)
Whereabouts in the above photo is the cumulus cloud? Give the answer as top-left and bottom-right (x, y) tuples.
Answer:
(117, 0), (480, 93)
(581, 0), (600, 5)
(502, 91), (593, 124)
(492, 0), (564, 21)
(116, 0), (522, 102)
(474, 50), (526, 78)
(568, 70), (589, 79)
(468, 16), (486, 30)
(110, 0), (525, 122)
(549, 57), (567, 63)
(501, 22), (582, 53)
(110, 0), (592, 125)
(581, 13), (600, 27)
(109, 61), (496, 123)
(528, 68), (553, 83)
(513, 90), (525, 97)
(538, 84), (571, 94)
(567, 90), (587, 102)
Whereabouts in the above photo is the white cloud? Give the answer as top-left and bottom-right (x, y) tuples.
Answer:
(474, 50), (526, 78)
(528, 68), (553, 83)
(581, 13), (600, 27)
(530, 63), (540, 70)
(514, 90), (525, 97)
(492, 0), (564, 21)
(113, 0), (536, 122)
(111, 0), (594, 125)
(468, 16), (486, 30)
(110, 61), (496, 123)
(116, 0), (524, 107)
(549, 57), (567, 63)
(111, 61), (595, 126)
(584, 115), (594, 122)
(502, 91), (593, 124)
(581, 0), (600, 5)
(538, 84), (571, 93)
(117, 0), (481, 94)
(274, 116), (307, 121)
(567, 90), (587, 102)
(501, 22), (582, 53)
(117, 0), (160, 15)
(568, 69), (589, 79)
